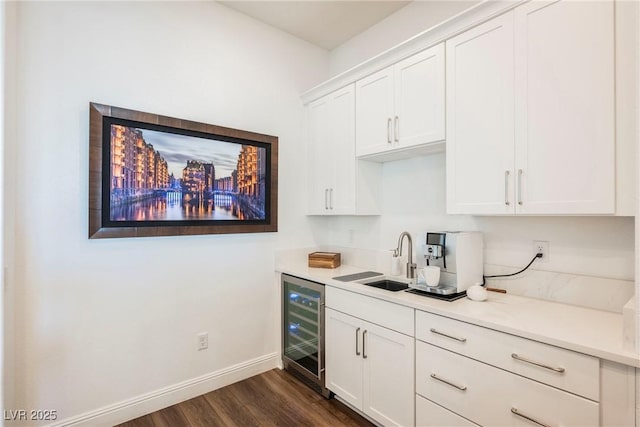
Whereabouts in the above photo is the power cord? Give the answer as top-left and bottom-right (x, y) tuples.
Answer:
(482, 253), (543, 286)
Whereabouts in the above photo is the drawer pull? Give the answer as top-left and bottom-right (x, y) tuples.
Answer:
(430, 328), (467, 342)
(430, 373), (467, 391)
(362, 330), (368, 359)
(511, 353), (565, 373)
(511, 408), (551, 427)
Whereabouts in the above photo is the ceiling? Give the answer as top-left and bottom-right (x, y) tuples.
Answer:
(218, 1), (412, 50)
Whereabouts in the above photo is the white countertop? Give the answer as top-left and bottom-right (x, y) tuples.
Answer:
(277, 260), (640, 368)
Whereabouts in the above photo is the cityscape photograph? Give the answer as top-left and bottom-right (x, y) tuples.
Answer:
(108, 124), (267, 222)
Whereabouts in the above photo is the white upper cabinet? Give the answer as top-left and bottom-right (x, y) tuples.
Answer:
(447, 0), (615, 215)
(394, 44), (446, 150)
(514, 0), (614, 214)
(446, 12), (515, 215)
(355, 67), (395, 157)
(307, 95), (333, 214)
(307, 84), (381, 215)
(356, 43), (445, 160)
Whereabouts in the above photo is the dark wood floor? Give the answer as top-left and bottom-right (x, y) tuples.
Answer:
(115, 369), (374, 427)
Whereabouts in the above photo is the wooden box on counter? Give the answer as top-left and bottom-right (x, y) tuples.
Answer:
(308, 252), (341, 269)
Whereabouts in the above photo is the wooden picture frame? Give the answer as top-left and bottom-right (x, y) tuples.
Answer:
(89, 102), (278, 239)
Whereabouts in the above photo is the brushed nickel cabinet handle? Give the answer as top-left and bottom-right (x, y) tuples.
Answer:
(387, 118), (392, 144)
(511, 353), (565, 373)
(517, 169), (523, 205)
(394, 116), (399, 142)
(430, 328), (467, 343)
(362, 330), (368, 359)
(505, 170), (510, 206)
(324, 189), (328, 210)
(355, 327), (361, 356)
(511, 408), (551, 427)
(430, 373), (467, 391)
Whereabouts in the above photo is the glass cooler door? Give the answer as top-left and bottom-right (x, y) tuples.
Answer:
(282, 275), (324, 379)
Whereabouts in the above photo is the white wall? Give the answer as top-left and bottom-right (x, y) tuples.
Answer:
(329, 0), (480, 76)
(6, 1), (328, 424)
(1, 2), (17, 426)
(0, 2), (6, 425)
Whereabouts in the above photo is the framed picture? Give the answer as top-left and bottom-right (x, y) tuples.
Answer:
(89, 102), (278, 239)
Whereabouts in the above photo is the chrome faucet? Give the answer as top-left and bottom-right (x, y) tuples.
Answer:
(396, 231), (416, 279)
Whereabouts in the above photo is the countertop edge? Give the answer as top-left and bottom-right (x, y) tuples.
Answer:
(277, 264), (640, 368)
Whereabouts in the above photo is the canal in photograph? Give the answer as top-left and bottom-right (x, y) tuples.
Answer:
(110, 192), (262, 221)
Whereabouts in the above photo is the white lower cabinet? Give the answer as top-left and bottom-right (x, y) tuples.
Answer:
(416, 340), (599, 426)
(416, 395), (479, 427)
(325, 307), (414, 426)
(323, 289), (634, 427)
(412, 310), (639, 427)
(416, 310), (600, 401)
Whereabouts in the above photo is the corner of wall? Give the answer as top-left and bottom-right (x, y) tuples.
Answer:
(2, 0), (18, 420)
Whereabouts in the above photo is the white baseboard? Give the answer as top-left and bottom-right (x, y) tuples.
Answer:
(48, 352), (279, 427)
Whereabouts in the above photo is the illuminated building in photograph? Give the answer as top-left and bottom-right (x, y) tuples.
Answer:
(214, 176), (235, 192)
(236, 145), (265, 199)
(203, 163), (215, 193)
(182, 160), (206, 194)
(235, 145), (266, 218)
(110, 125), (171, 204)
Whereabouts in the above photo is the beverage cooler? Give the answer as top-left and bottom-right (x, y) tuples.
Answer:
(281, 274), (329, 397)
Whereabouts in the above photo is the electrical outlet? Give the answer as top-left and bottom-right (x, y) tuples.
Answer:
(533, 240), (549, 262)
(197, 332), (208, 351)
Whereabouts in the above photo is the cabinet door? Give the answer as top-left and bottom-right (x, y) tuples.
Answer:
(355, 67), (394, 157)
(325, 308), (363, 409)
(394, 43), (445, 149)
(514, 0), (614, 214)
(446, 12), (515, 214)
(328, 85), (356, 214)
(362, 321), (414, 427)
(307, 95), (332, 214)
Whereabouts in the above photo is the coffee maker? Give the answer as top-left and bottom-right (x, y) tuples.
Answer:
(412, 231), (483, 297)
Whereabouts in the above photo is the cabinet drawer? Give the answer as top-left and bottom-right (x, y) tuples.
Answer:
(416, 394), (479, 427)
(416, 341), (599, 426)
(326, 287), (414, 335)
(416, 310), (599, 400)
